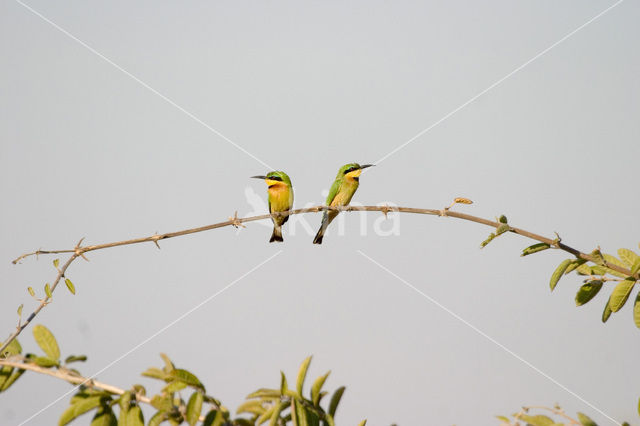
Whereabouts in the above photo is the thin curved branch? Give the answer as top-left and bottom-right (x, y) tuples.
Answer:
(2, 252), (80, 358)
(0, 358), (149, 403)
(4, 203), (636, 356)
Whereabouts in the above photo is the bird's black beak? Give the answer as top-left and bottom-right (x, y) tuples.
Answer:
(360, 164), (374, 170)
(251, 175), (268, 179)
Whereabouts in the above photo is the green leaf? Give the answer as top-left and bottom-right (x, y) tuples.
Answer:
(575, 281), (603, 306)
(296, 356), (312, 396)
(311, 371), (330, 406)
(163, 380), (188, 393)
(28, 286), (35, 297)
(131, 384), (145, 396)
(255, 404), (276, 425)
(122, 405), (144, 426)
(186, 391), (203, 426)
(480, 232), (496, 248)
(65, 278), (76, 295)
(565, 258), (587, 275)
(150, 394), (173, 412)
(45, 283), (52, 299)
(590, 265), (608, 276)
(34, 356), (59, 367)
(1, 338), (22, 357)
(236, 400), (265, 416)
(148, 411), (167, 426)
(269, 402), (286, 426)
(17, 304), (23, 317)
(118, 391), (132, 414)
(521, 243), (551, 257)
(53, 259), (60, 268)
(162, 380), (189, 393)
(576, 263), (593, 276)
(609, 279), (636, 312)
(517, 414), (554, 426)
(618, 248), (639, 268)
(602, 296), (613, 323)
(160, 353), (175, 373)
(323, 413), (336, 426)
(202, 409), (225, 426)
(357, 420), (367, 426)
(141, 367), (170, 381)
(328, 386), (345, 418)
(631, 258), (640, 276)
(307, 408), (320, 426)
(0, 367), (13, 392)
(550, 259), (572, 291)
(247, 388), (282, 399)
(495, 223), (509, 236)
(495, 415), (510, 423)
(171, 368), (205, 392)
(59, 395), (104, 426)
(591, 249), (605, 266)
(294, 398), (309, 426)
(65, 355), (87, 364)
(0, 367), (25, 392)
(603, 254), (629, 278)
(33, 324), (60, 360)
(280, 371), (288, 395)
(498, 215), (508, 224)
(638, 396), (640, 417)
(577, 412), (597, 426)
(633, 292), (640, 329)
(91, 405), (118, 426)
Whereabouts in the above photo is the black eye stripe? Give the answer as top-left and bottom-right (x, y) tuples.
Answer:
(268, 176), (283, 181)
(344, 167), (358, 174)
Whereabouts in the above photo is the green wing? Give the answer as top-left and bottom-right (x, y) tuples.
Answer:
(325, 178), (342, 205)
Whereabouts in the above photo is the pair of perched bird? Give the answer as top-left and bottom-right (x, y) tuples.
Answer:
(251, 163), (373, 244)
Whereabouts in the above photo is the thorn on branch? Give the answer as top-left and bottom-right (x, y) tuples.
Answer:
(229, 211), (245, 229)
(152, 233), (162, 250)
(380, 204), (390, 219)
(74, 238), (90, 261)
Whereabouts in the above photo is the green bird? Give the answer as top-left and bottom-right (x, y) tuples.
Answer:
(251, 171), (294, 243)
(313, 163), (374, 244)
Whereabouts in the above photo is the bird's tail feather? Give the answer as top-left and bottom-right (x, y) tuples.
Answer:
(270, 226), (284, 243)
(313, 213), (329, 244)
(313, 228), (324, 244)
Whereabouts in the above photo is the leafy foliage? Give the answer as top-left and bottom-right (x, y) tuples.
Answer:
(497, 404), (631, 426)
(0, 328), (361, 425)
(521, 244), (640, 328)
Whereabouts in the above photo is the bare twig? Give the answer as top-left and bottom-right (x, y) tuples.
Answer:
(4, 203), (636, 355)
(2, 253), (79, 357)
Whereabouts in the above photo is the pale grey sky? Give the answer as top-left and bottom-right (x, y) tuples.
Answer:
(1, 1), (639, 425)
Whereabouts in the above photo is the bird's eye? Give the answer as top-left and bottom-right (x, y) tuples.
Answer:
(269, 176), (283, 181)
(344, 167), (356, 175)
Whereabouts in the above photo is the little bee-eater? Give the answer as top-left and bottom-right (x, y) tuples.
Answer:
(313, 163), (374, 244)
(251, 171), (294, 243)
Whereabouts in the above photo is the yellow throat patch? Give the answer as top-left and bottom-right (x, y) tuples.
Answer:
(345, 169), (362, 179)
(265, 179), (286, 187)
